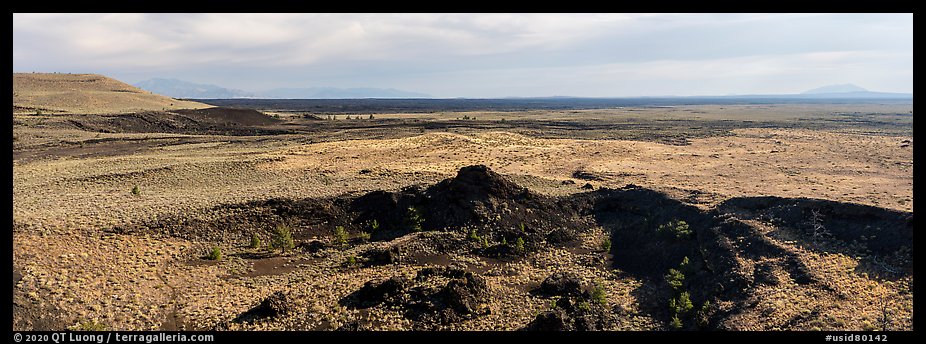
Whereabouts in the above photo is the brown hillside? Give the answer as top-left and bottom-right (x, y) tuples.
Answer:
(12, 73), (211, 114)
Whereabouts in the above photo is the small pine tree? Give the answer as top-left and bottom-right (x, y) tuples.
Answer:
(514, 237), (526, 254)
(370, 219), (380, 232)
(406, 207), (424, 232)
(207, 246), (222, 261)
(679, 256), (695, 275)
(670, 315), (683, 329)
(591, 283), (607, 305)
(368, 114), (374, 120)
(333, 225), (349, 247)
(481, 236), (490, 249)
(601, 237), (612, 252)
(357, 231), (371, 242)
(677, 291), (693, 314)
(468, 229), (481, 241)
(131, 185), (140, 196)
(576, 301), (591, 312)
(250, 233), (261, 249)
(347, 256), (357, 265)
(665, 268), (685, 291)
(272, 224), (295, 253)
(659, 220), (692, 239)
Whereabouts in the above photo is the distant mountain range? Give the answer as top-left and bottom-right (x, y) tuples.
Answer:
(135, 79), (909, 100)
(683, 84), (911, 100)
(134, 78), (253, 99)
(261, 87), (430, 99)
(134, 78), (430, 99)
(791, 84), (911, 99)
(802, 83), (869, 94)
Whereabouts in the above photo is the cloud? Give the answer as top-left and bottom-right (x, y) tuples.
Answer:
(12, 13), (913, 96)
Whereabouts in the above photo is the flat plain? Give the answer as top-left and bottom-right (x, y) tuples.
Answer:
(12, 74), (913, 331)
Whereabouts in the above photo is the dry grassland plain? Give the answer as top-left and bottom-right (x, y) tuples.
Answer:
(12, 76), (913, 331)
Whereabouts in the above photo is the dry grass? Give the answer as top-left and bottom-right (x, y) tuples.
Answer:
(11, 102), (913, 331)
(13, 73), (210, 114)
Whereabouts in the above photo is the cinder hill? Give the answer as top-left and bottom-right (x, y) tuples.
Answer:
(13, 73), (211, 115)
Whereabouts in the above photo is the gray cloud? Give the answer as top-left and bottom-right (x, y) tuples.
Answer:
(13, 13), (912, 97)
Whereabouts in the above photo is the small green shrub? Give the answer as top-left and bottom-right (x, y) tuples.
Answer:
(131, 185), (140, 196)
(665, 268), (685, 291)
(502, 237), (508, 245)
(346, 256), (357, 266)
(659, 220), (691, 239)
(601, 237), (612, 252)
(370, 219), (380, 232)
(406, 207), (424, 232)
(679, 255), (698, 275)
(676, 291), (693, 314)
(481, 236), (490, 249)
(670, 315), (683, 329)
(272, 224), (295, 252)
(590, 283), (607, 305)
(249, 233), (261, 249)
(697, 300), (711, 327)
(207, 246), (222, 261)
(333, 225), (349, 247)
(519, 222), (526, 233)
(468, 229), (481, 241)
(514, 237), (526, 254)
(576, 301), (591, 312)
(357, 231), (371, 242)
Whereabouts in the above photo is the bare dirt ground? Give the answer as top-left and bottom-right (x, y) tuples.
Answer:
(12, 102), (913, 331)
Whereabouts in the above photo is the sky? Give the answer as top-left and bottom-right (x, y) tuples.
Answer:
(12, 13), (913, 98)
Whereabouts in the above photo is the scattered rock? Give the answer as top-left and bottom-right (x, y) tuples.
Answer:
(344, 275), (410, 309)
(362, 246), (402, 266)
(296, 240), (326, 253)
(525, 297), (612, 331)
(545, 228), (578, 244)
(572, 170), (606, 181)
(341, 267), (489, 327)
(232, 291), (294, 323)
(538, 272), (583, 296)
